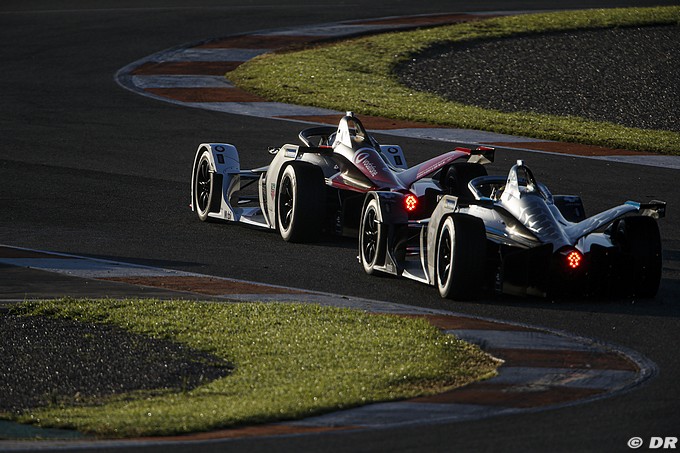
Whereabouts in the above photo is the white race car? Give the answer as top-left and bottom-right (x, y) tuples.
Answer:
(358, 159), (666, 299)
(191, 112), (493, 242)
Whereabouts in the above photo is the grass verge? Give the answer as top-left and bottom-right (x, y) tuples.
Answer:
(6, 298), (498, 438)
(228, 6), (680, 154)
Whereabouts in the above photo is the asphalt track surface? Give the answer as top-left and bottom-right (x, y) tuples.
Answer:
(1, 1), (679, 452)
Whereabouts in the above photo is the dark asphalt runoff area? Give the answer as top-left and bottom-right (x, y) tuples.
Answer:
(0, 313), (232, 415)
(397, 25), (680, 132)
(1, 1), (679, 452)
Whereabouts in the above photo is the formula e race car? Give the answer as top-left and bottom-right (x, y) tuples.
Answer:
(358, 159), (666, 299)
(191, 112), (494, 242)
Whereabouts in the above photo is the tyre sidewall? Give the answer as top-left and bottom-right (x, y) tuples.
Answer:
(435, 214), (486, 300)
(359, 197), (385, 274)
(275, 162), (324, 242)
(436, 216), (456, 297)
(277, 165), (298, 241)
(194, 151), (216, 222)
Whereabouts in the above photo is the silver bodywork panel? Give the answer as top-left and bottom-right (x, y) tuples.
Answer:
(367, 159), (666, 295)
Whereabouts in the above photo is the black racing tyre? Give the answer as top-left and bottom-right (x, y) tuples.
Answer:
(193, 149), (222, 222)
(359, 197), (386, 275)
(613, 216), (662, 298)
(441, 163), (488, 198)
(276, 162), (325, 242)
(436, 214), (486, 300)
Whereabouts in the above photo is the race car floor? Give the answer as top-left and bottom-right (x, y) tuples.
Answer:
(116, 11), (680, 170)
(0, 244), (656, 447)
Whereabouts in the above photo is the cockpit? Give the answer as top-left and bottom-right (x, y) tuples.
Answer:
(332, 111), (381, 152)
(297, 112), (401, 173)
(468, 160), (553, 203)
(297, 112), (379, 150)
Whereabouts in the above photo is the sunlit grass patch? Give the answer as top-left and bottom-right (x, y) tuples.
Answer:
(228, 6), (680, 154)
(7, 299), (498, 437)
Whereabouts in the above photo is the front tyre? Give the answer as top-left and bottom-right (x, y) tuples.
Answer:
(436, 214), (486, 300)
(276, 162), (324, 242)
(193, 149), (222, 222)
(359, 198), (386, 275)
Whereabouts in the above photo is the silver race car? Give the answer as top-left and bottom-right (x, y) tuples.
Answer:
(358, 159), (666, 299)
(191, 112), (493, 241)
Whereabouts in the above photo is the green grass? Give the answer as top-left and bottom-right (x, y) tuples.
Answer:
(228, 6), (680, 154)
(7, 299), (498, 438)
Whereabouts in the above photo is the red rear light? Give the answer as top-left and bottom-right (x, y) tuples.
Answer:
(404, 194), (418, 212)
(565, 250), (583, 269)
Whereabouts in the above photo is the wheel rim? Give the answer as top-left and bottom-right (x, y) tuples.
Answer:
(279, 174), (294, 230)
(362, 206), (378, 264)
(438, 225), (452, 288)
(196, 158), (211, 213)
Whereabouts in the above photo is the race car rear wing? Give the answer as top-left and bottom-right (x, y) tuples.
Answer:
(560, 199), (666, 245)
(628, 200), (666, 219)
(458, 146), (495, 165)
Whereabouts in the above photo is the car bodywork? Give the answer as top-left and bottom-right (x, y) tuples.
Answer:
(360, 159), (666, 299)
(191, 112), (493, 241)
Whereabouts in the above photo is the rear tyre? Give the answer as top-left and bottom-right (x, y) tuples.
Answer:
(276, 162), (324, 242)
(359, 198), (386, 275)
(554, 195), (586, 223)
(612, 216), (662, 298)
(441, 163), (488, 198)
(193, 150), (222, 222)
(436, 214), (486, 300)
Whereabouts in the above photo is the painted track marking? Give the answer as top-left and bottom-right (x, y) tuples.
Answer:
(115, 12), (680, 169)
(0, 244), (657, 443)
